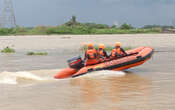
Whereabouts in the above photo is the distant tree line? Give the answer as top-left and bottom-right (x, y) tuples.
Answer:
(0, 16), (163, 35)
(64, 16), (134, 30)
(142, 25), (175, 29)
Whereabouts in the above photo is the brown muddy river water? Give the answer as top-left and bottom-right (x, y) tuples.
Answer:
(0, 35), (175, 110)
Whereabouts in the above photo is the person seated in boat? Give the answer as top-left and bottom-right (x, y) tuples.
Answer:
(110, 42), (127, 59)
(84, 43), (99, 66)
(98, 44), (109, 62)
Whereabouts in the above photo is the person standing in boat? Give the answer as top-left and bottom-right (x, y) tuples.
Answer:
(84, 43), (99, 66)
(98, 44), (109, 62)
(110, 42), (127, 59)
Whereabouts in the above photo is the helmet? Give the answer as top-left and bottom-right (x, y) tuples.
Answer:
(115, 42), (121, 47)
(99, 44), (105, 49)
(88, 43), (94, 48)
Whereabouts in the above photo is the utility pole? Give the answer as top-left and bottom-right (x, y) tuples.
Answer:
(0, 0), (17, 27)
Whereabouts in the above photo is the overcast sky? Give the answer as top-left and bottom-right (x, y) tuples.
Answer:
(1, 0), (175, 27)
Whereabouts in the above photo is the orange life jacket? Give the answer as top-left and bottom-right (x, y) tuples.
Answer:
(99, 49), (105, 57)
(111, 48), (124, 57)
(86, 49), (98, 59)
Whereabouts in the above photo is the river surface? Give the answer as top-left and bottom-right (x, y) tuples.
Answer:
(0, 35), (175, 110)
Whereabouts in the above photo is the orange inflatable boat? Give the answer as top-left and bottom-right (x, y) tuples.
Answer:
(54, 47), (153, 79)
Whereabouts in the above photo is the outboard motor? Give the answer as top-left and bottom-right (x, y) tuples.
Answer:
(67, 56), (84, 69)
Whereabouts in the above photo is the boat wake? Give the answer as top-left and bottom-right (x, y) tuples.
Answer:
(0, 70), (126, 85)
(0, 71), (51, 85)
(77, 70), (126, 78)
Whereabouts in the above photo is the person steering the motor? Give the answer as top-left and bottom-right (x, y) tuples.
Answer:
(110, 42), (127, 59)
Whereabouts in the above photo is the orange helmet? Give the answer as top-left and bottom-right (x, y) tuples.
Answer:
(88, 43), (94, 48)
(99, 44), (105, 49)
(115, 42), (121, 47)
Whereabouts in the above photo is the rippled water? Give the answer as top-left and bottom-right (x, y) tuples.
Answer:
(0, 48), (175, 110)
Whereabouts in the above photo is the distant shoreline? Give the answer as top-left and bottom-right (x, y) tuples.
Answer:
(0, 27), (161, 36)
(0, 33), (175, 36)
(1, 16), (175, 36)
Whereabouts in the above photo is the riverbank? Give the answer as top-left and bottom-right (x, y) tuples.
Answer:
(0, 27), (161, 35)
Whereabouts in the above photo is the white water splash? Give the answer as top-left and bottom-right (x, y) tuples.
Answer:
(0, 71), (48, 85)
(0, 70), (126, 84)
(80, 70), (126, 78)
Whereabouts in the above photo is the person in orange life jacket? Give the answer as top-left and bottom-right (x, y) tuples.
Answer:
(110, 42), (127, 59)
(98, 44), (109, 62)
(84, 43), (99, 66)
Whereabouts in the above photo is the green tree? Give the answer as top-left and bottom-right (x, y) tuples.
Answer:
(120, 23), (133, 30)
(64, 15), (80, 27)
(111, 24), (118, 28)
(71, 16), (76, 24)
